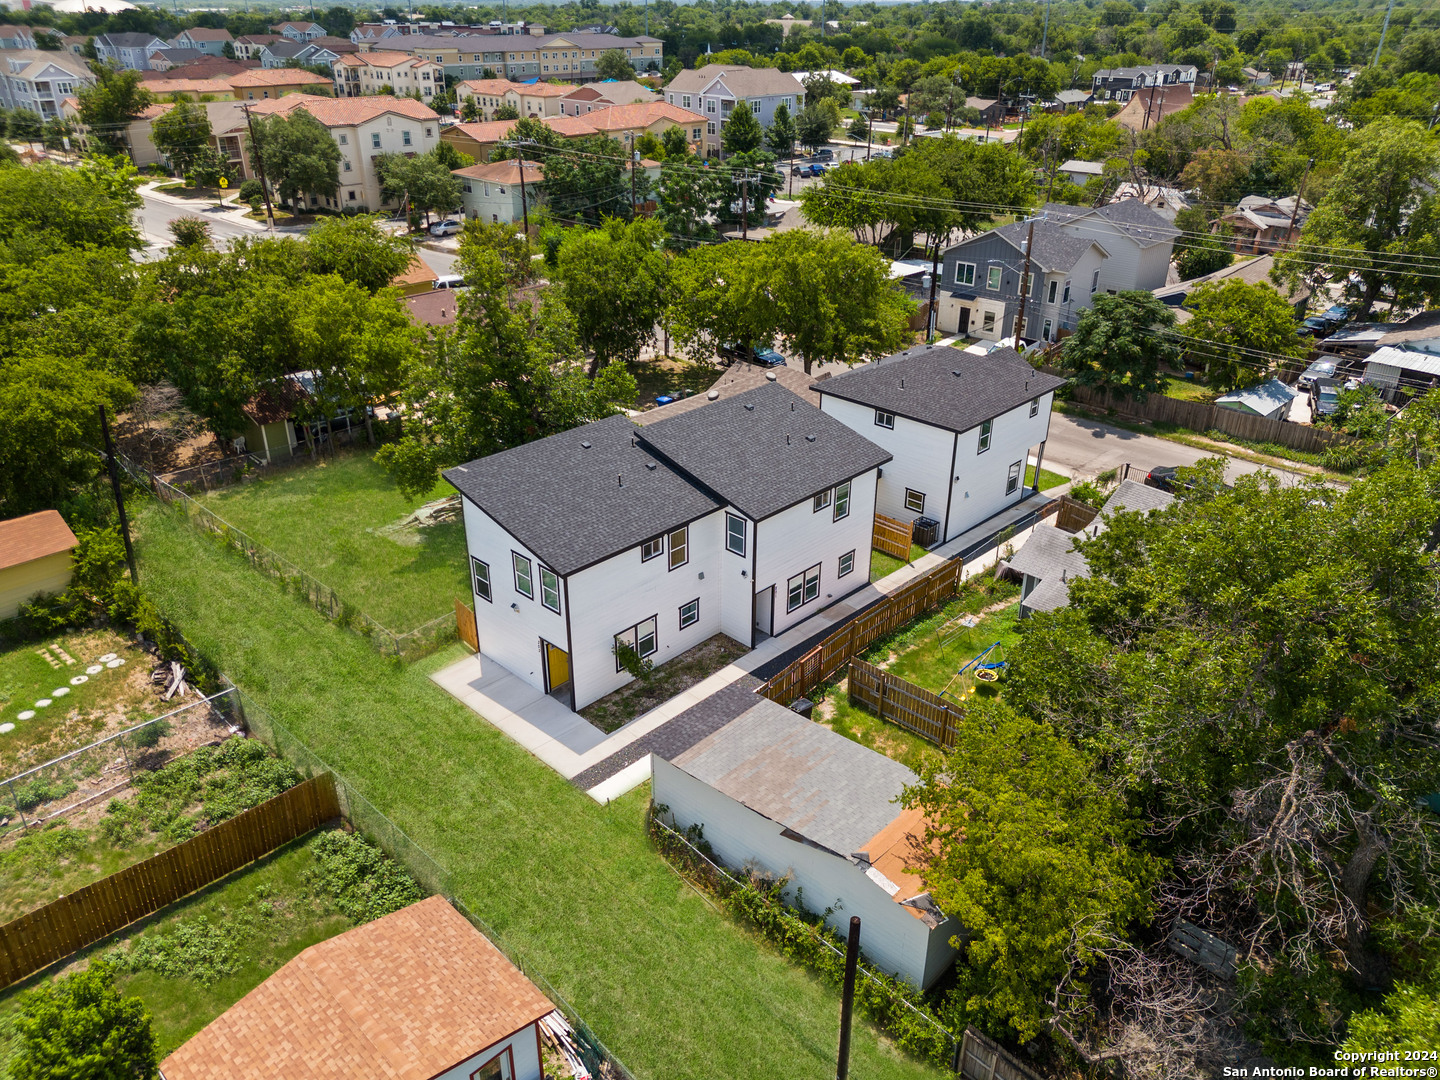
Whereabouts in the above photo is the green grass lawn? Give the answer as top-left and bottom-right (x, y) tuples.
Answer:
(0, 830), (355, 1073)
(626, 356), (724, 410)
(871, 543), (929, 582)
(1024, 464), (1069, 491)
(130, 507), (946, 1080)
(192, 451), (467, 632)
(1163, 376), (1216, 403)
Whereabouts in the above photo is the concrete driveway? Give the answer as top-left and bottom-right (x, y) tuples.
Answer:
(1043, 411), (1317, 487)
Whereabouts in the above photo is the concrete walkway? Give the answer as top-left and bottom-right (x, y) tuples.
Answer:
(430, 488), (1064, 802)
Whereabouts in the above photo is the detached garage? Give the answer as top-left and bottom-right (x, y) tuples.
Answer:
(653, 698), (962, 989)
(0, 510), (77, 620)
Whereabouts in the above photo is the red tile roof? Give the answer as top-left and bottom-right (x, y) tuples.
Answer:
(513, 81), (573, 98)
(245, 93), (441, 126)
(583, 101), (704, 131)
(0, 511), (77, 572)
(453, 158), (545, 184)
(339, 50), (430, 68)
(160, 897), (554, 1080)
(228, 68), (332, 88)
(457, 77), (526, 96)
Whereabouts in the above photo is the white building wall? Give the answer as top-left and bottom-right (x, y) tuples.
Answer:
(331, 112), (441, 211)
(652, 757), (960, 988)
(716, 507), (755, 645)
(753, 470), (878, 638)
(1057, 218), (1172, 294)
(566, 510), (725, 709)
(818, 397), (953, 532)
(1132, 240), (1173, 292)
(458, 176), (534, 223)
(431, 1026), (543, 1080)
(946, 393), (1054, 541)
(461, 498), (569, 697)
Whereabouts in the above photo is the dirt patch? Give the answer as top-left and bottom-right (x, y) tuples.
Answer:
(580, 634), (749, 734)
(372, 494), (461, 548)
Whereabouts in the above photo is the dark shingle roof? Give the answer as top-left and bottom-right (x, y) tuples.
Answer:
(1044, 198), (1181, 247)
(984, 219), (1101, 273)
(443, 413), (719, 576)
(815, 345), (1065, 435)
(637, 383), (890, 521)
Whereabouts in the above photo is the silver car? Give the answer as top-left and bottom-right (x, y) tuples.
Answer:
(1297, 358), (1337, 390)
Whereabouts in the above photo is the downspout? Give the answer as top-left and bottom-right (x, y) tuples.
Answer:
(561, 575), (576, 711)
(940, 431), (958, 542)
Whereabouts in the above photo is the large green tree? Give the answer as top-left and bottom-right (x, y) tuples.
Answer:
(1177, 278), (1308, 390)
(1059, 291), (1179, 397)
(75, 62), (152, 154)
(721, 100), (764, 155)
(765, 100), (797, 157)
(151, 98), (213, 177)
(0, 156), (141, 257)
(248, 108), (341, 210)
(303, 214), (416, 294)
(11, 961), (156, 1080)
(552, 217), (670, 369)
(595, 49), (634, 82)
(376, 149), (462, 223)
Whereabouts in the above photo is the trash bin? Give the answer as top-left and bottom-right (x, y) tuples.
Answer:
(791, 697), (815, 719)
(912, 516), (940, 548)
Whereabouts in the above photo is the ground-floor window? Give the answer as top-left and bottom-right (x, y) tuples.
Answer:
(614, 616), (658, 670)
(1006, 460), (1022, 495)
(679, 598), (699, 629)
(838, 550), (855, 578)
(787, 564), (821, 613)
(904, 488), (926, 513)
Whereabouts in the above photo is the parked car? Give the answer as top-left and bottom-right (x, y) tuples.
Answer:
(1312, 377), (1342, 417)
(870, 149), (893, 159)
(429, 218), (462, 237)
(431, 274), (466, 290)
(1143, 464), (1230, 495)
(1296, 316), (1332, 338)
(811, 148), (835, 161)
(1320, 303), (1354, 325)
(1297, 358), (1337, 390)
(791, 162), (823, 177)
(718, 341), (787, 367)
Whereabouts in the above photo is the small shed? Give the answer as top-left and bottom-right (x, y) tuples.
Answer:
(1362, 345), (1440, 400)
(652, 699), (962, 989)
(159, 896), (557, 1080)
(0, 511), (78, 619)
(1213, 377), (1299, 420)
(240, 377), (310, 462)
(1057, 158), (1103, 185)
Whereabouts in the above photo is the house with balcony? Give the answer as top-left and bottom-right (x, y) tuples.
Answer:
(1215, 194), (1311, 254)
(0, 50), (92, 119)
(260, 36), (356, 70)
(232, 34), (281, 60)
(453, 77), (571, 119)
(127, 100), (252, 176)
(444, 383), (888, 710)
(936, 218), (1110, 343)
(815, 344), (1065, 545)
(333, 51), (442, 99)
(93, 32), (168, 71)
(385, 30), (661, 85)
(664, 65), (804, 157)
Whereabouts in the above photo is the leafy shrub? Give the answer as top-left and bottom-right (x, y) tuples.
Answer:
(128, 719), (170, 750)
(9, 777), (77, 813)
(0, 825), (85, 872)
(1067, 480), (1108, 509)
(237, 178), (263, 202)
(114, 915), (241, 985)
(1321, 442), (1363, 472)
(11, 961), (156, 1080)
(306, 829), (423, 923)
(98, 799), (145, 847)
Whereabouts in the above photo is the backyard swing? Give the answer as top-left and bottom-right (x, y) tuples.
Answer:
(939, 641), (1008, 699)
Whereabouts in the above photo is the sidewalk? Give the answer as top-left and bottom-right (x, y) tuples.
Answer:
(138, 181), (270, 232)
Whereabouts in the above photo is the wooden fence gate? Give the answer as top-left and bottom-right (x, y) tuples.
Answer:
(872, 512), (914, 560)
(959, 1028), (1046, 1080)
(848, 659), (960, 748)
(455, 598), (479, 653)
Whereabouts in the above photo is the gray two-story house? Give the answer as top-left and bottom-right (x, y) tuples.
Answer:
(937, 219), (1109, 344)
(170, 28), (233, 56)
(93, 32), (168, 71)
(1091, 64), (1198, 102)
(1045, 199), (1180, 295)
(665, 65), (804, 158)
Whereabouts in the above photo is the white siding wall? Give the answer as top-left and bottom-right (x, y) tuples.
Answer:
(462, 498), (568, 697)
(653, 757), (960, 988)
(754, 470), (878, 638)
(566, 511), (725, 709)
(946, 393), (1054, 541)
(1058, 219), (1172, 294)
(430, 1025), (543, 1080)
(717, 507), (755, 644)
(818, 397), (953, 531)
(1132, 240), (1173, 292)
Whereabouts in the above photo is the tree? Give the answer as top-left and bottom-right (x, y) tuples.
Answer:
(552, 217), (670, 369)
(7, 108), (42, 142)
(432, 140), (474, 171)
(11, 961), (157, 1080)
(0, 157), (141, 256)
(903, 700), (1160, 1042)
(376, 150), (462, 223)
(168, 216), (212, 249)
(869, 84), (901, 119)
(1059, 291), (1179, 397)
(721, 101), (764, 155)
(151, 98), (213, 177)
(847, 114), (868, 141)
(76, 62), (152, 154)
(635, 131), (666, 161)
(493, 103), (520, 121)
(765, 99), (797, 157)
(304, 214), (415, 294)
(595, 48), (633, 82)
(248, 108), (340, 210)
(1275, 117), (1440, 317)
(795, 103), (835, 153)
(655, 159), (725, 242)
(459, 95), (482, 122)
(660, 124), (691, 160)
(1178, 278), (1308, 390)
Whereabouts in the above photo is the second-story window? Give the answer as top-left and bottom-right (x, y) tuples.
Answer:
(987, 266), (1002, 290)
(978, 419), (993, 453)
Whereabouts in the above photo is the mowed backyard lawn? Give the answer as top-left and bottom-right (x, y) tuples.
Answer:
(132, 509), (944, 1080)
(191, 452), (468, 632)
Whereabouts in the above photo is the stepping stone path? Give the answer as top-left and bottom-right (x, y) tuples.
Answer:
(3, 649), (127, 736)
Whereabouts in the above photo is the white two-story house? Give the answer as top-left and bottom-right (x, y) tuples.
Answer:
(1044, 198), (1181, 294)
(815, 345), (1065, 545)
(444, 383), (889, 710)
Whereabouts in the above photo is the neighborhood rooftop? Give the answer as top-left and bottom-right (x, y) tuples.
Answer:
(814, 345), (1066, 434)
(443, 413), (719, 577)
(984, 219), (1105, 273)
(669, 699), (919, 861)
(1042, 198), (1182, 246)
(0, 510), (77, 572)
(638, 382), (892, 521)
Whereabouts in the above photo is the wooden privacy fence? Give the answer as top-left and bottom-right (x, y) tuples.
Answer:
(757, 559), (962, 705)
(0, 773), (340, 988)
(1065, 383), (1355, 455)
(959, 1027), (1046, 1080)
(848, 659), (959, 748)
(1051, 494), (1100, 534)
(455, 598), (479, 653)
(872, 512), (914, 561)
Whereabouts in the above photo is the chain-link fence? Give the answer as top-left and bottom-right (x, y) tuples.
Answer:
(118, 453), (456, 660)
(231, 687), (636, 1080)
(0, 689), (242, 838)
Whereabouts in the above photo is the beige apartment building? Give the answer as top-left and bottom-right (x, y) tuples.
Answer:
(452, 77), (570, 119)
(333, 51), (444, 99)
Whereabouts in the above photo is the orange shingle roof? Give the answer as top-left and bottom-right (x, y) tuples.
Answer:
(245, 93), (440, 126)
(392, 254), (438, 288)
(339, 49), (429, 69)
(862, 807), (940, 921)
(160, 896), (554, 1080)
(228, 68), (332, 88)
(0, 511), (77, 572)
(583, 101), (705, 131)
(453, 158), (545, 184)
(457, 77), (525, 96)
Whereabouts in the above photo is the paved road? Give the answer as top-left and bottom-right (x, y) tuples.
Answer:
(1042, 410), (1316, 487)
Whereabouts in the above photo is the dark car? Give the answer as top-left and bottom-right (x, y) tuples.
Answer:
(1143, 465), (1230, 494)
(1296, 316), (1332, 338)
(1320, 303), (1354, 325)
(811, 148), (834, 161)
(718, 342), (787, 367)
(790, 162), (823, 177)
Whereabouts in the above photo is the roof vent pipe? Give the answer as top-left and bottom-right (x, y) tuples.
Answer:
(618, 474), (623, 487)
(707, 390), (719, 400)
(766, 371), (777, 381)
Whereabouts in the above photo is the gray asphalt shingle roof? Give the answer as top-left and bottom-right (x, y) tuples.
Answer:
(638, 383), (891, 521)
(443, 413), (719, 576)
(1044, 197), (1182, 247)
(984, 219), (1101, 273)
(1008, 524), (1088, 593)
(669, 699), (917, 859)
(814, 345), (1066, 436)
(1099, 478), (1175, 517)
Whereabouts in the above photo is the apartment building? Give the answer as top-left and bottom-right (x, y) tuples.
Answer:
(0, 49), (92, 120)
(93, 32), (168, 71)
(664, 65), (804, 157)
(452, 77), (570, 119)
(236, 94), (443, 212)
(384, 31), (662, 84)
(170, 28), (232, 56)
(333, 51), (443, 100)
(229, 67), (333, 100)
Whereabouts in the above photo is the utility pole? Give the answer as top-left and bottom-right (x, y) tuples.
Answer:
(1040, 0), (1051, 59)
(1286, 156), (1314, 247)
(516, 145), (529, 235)
(835, 917), (861, 1080)
(741, 173), (749, 240)
(1374, 0), (1397, 65)
(1013, 214), (1038, 347)
(241, 104), (276, 230)
(865, 108), (873, 161)
(631, 150), (639, 218)
(99, 406), (138, 586)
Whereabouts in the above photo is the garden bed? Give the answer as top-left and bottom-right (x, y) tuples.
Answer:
(580, 634), (749, 734)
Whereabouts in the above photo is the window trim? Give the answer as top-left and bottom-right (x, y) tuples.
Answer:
(978, 419), (993, 454)
(640, 536), (664, 562)
(874, 409), (895, 429)
(904, 488), (926, 513)
(1006, 460), (1023, 495)
(787, 563), (822, 613)
(511, 551), (533, 599)
(471, 557), (491, 602)
(812, 489), (832, 513)
(667, 526), (688, 571)
(539, 566), (560, 613)
(1047, 278), (1058, 304)
(833, 480), (851, 521)
(955, 261), (975, 286)
(679, 597), (699, 630)
(1029, 396), (1040, 418)
(986, 266), (1002, 291)
(838, 549), (855, 578)
(726, 513), (746, 556)
(614, 615), (659, 671)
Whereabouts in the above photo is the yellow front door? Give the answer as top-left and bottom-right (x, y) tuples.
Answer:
(545, 641), (570, 691)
